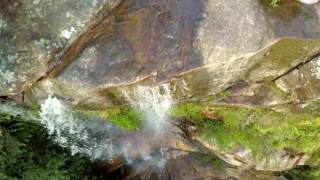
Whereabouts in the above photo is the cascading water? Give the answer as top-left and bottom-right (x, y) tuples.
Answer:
(40, 95), (90, 155)
(39, 83), (175, 173)
(120, 84), (175, 167)
(121, 84), (172, 133)
(40, 95), (119, 160)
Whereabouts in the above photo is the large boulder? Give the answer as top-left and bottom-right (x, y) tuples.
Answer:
(24, 0), (320, 109)
(0, 0), (121, 96)
(276, 56), (320, 102)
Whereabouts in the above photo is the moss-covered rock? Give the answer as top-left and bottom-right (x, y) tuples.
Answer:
(84, 106), (142, 131)
(169, 102), (320, 171)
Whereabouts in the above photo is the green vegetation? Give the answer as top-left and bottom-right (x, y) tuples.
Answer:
(169, 103), (204, 121)
(278, 166), (320, 180)
(0, 113), (103, 180)
(170, 102), (320, 178)
(271, 0), (280, 7)
(169, 103), (264, 154)
(85, 106), (142, 131)
(169, 102), (320, 157)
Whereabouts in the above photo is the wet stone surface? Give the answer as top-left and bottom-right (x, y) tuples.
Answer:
(0, 0), (120, 95)
(276, 56), (320, 102)
(56, 0), (205, 87)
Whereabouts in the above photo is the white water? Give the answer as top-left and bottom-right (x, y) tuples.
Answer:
(39, 84), (173, 169)
(121, 84), (172, 133)
(40, 95), (119, 159)
(40, 95), (90, 155)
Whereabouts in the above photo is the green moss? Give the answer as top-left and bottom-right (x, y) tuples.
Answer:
(199, 120), (263, 154)
(169, 103), (264, 153)
(254, 117), (320, 155)
(265, 80), (288, 97)
(169, 102), (320, 157)
(85, 106), (142, 131)
(169, 103), (205, 121)
(270, 0), (280, 7)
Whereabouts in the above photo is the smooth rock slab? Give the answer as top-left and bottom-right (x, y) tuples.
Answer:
(276, 56), (320, 102)
(26, 38), (320, 109)
(33, 0), (320, 104)
(25, 0), (320, 110)
(0, 0), (121, 96)
(54, 0), (204, 87)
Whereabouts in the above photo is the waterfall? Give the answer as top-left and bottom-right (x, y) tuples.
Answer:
(121, 84), (172, 133)
(39, 95), (155, 164)
(40, 95), (90, 155)
(40, 95), (119, 160)
(39, 84), (174, 169)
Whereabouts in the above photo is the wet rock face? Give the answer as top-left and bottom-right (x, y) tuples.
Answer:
(55, 0), (205, 87)
(25, 0), (320, 109)
(0, 0), (121, 96)
(276, 56), (320, 102)
(262, 0), (320, 38)
(243, 38), (320, 82)
(195, 0), (272, 65)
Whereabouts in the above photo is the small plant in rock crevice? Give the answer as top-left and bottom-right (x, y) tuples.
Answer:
(271, 0), (280, 7)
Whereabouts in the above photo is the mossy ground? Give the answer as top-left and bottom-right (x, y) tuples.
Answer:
(169, 102), (320, 157)
(169, 102), (320, 178)
(84, 106), (142, 131)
